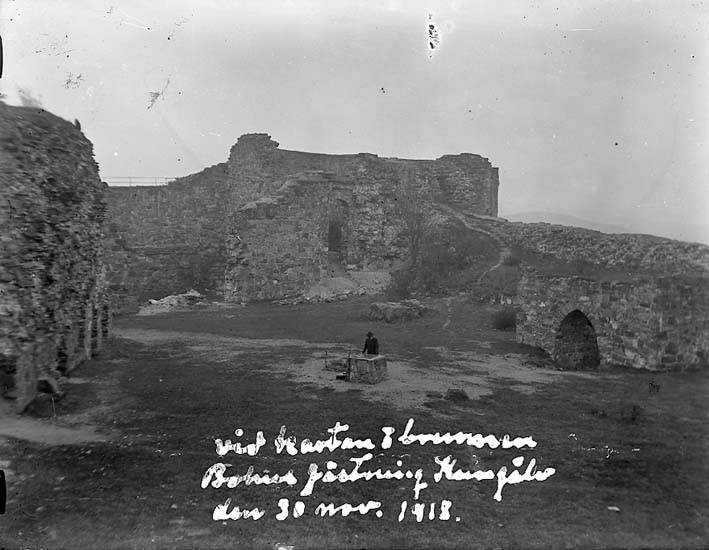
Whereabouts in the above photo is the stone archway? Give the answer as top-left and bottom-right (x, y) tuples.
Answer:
(553, 309), (600, 370)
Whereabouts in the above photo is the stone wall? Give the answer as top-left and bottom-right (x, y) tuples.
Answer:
(0, 103), (109, 413)
(105, 133), (500, 307)
(483, 217), (709, 276)
(105, 183), (230, 312)
(224, 171), (409, 301)
(516, 269), (709, 371)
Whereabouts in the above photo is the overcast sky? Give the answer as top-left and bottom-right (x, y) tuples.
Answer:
(2, 1), (707, 242)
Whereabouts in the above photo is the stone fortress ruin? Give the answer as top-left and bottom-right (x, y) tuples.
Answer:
(104, 133), (500, 307)
(105, 132), (709, 373)
(2, 113), (708, 413)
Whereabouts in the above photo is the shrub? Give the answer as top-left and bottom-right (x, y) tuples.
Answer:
(471, 264), (521, 303)
(386, 268), (414, 300)
(502, 254), (521, 267)
(389, 219), (501, 297)
(491, 307), (516, 330)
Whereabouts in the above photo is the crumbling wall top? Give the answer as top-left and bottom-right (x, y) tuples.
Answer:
(228, 133), (280, 162)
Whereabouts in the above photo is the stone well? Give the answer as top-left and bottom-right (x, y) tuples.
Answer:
(347, 355), (388, 384)
(326, 355), (389, 384)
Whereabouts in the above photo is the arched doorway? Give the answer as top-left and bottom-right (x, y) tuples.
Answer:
(553, 309), (600, 370)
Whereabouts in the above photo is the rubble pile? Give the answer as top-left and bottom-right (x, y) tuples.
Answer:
(137, 289), (206, 315)
(368, 300), (429, 323)
(274, 271), (390, 306)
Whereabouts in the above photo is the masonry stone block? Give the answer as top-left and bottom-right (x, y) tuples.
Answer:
(348, 355), (388, 384)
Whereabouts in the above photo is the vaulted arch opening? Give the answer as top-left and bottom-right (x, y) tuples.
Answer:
(554, 309), (600, 370)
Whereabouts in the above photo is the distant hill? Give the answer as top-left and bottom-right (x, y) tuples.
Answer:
(503, 211), (709, 245)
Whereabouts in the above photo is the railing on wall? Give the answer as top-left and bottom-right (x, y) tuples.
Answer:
(103, 177), (177, 186)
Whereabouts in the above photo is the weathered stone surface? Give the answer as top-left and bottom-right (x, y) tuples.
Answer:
(0, 102), (109, 413)
(476, 215), (709, 277)
(368, 300), (428, 323)
(516, 268), (709, 371)
(347, 355), (388, 384)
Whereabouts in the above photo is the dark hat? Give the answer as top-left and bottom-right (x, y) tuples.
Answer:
(366, 331), (373, 337)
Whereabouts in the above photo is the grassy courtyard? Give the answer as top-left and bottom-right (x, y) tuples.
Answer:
(1, 297), (707, 549)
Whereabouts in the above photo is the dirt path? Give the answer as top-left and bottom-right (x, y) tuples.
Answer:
(0, 419), (108, 445)
(437, 204), (511, 282)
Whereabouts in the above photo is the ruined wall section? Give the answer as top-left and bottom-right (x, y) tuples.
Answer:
(0, 103), (109, 413)
(652, 276), (709, 369)
(105, 154), (274, 311)
(106, 178), (228, 311)
(226, 134), (500, 215)
(225, 174), (333, 301)
(345, 179), (405, 267)
(516, 269), (709, 371)
(106, 133), (500, 306)
(228, 134), (378, 180)
(430, 154), (499, 215)
(486, 219), (709, 276)
(224, 171), (410, 302)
